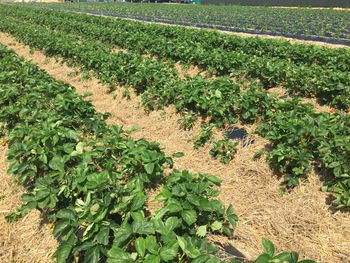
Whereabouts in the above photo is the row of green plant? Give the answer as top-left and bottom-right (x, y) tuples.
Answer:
(0, 15), (349, 208)
(0, 44), (315, 262)
(28, 3), (350, 45)
(2, 5), (350, 109)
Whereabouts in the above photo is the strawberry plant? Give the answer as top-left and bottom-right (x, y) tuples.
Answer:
(154, 170), (238, 237)
(210, 138), (238, 165)
(194, 123), (214, 149)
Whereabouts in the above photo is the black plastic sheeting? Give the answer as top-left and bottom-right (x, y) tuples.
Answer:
(226, 127), (248, 140)
(226, 127), (255, 147)
(43, 7), (350, 46)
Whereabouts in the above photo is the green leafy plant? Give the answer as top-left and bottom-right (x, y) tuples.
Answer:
(194, 123), (214, 149)
(178, 111), (198, 131)
(210, 138), (238, 164)
(255, 238), (316, 263)
(154, 170), (238, 237)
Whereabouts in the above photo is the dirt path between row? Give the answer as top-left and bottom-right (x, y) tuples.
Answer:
(0, 32), (349, 262)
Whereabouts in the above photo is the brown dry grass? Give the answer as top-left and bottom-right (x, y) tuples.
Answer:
(0, 33), (350, 263)
(173, 62), (202, 79)
(111, 46), (128, 54)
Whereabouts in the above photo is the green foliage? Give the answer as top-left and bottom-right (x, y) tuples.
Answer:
(155, 170), (238, 237)
(0, 5), (349, 208)
(210, 138), (238, 164)
(194, 123), (215, 149)
(2, 5), (349, 109)
(178, 111), (198, 131)
(254, 238), (316, 263)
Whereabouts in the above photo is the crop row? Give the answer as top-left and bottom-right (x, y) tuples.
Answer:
(28, 2), (350, 44)
(12, 4), (350, 71)
(0, 13), (349, 208)
(0, 43), (318, 263)
(3, 5), (350, 110)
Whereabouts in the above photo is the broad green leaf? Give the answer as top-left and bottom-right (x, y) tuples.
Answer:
(196, 225), (207, 237)
(144, 254), (161, 263)
(131, 253), (138, 261)
(54, 234), (77, 263)
(272, 252), (292, 262)
(71, 142), (84, 156)
(226, 204), (234, 216)
(154, 207), (168, 219)
(181, 209), (197, 226)
(177, 236), (200, 258)
(83, 246), (100, 263)
(172, 152), (184, 158)
(145, 235), (159, 254)
(255, 254), (270, 263)
(132, 219), (155, 235)
(95, 226), (110, 245)
(177, 236), (187, 252)
(53, 219), (70, 236)
(21, 194), (35, 202)
(76, 142), (84, 154)
(135, 237), (146, 258)
(167, 202), (183, 213)
(165, 216), (179, 230)
(159, 241), (179, 261)
(49, 155), (65, 171)
(207, 175), (221, 186)
(153, 219), (167, 235)
(227, 214), (238, 228)
(130, 192), (146, 211)
(262, 238), (275, 257)
(155, 187), (171, 201)
(113, 224), (132, 247)
(145, 162), (155, 174)
(290, 252), (299, 262)
(211, 221), (222, 231)
(56, 208), (76, 221)
(185, 246), (201, 259)
(107, 246), (133, 262)
(222, 226), (233, 237)
(90, 203), (100, 215)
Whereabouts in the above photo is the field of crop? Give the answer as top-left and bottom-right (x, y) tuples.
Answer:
(0, 3), (349, 263)
(29, 2), (350, 45)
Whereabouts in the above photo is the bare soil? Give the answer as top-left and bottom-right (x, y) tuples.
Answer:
(0, 33), (349, 263)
